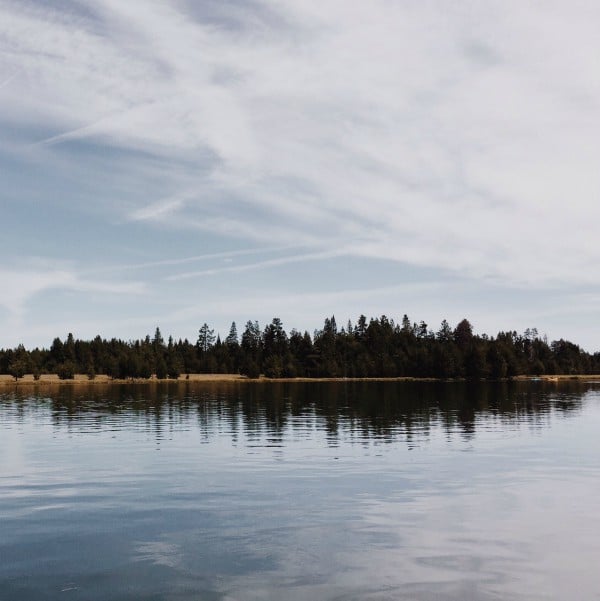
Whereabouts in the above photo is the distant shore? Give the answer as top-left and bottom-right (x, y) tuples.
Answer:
(1, 373), (600, 387)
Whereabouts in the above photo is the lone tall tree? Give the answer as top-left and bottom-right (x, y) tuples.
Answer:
(152, 327), (164, 353)
(225, 322), (239, 347)
(197, 323), (216, 354)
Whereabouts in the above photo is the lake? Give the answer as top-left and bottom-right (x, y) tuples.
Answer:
(1, 380), (599, 600)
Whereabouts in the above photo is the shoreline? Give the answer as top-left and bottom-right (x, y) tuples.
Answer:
(2, 373), (600, 387)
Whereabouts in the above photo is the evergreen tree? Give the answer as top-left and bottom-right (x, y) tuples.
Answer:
(152, 327), (164, 353)
(155, 356), (168, 379)
(454, 319), (474, 349)
(8, 359), (27, 381)
(167, 356), (183, 379)
(57, 361), (76, 380)
(226, 322), (239, 347)
(241, 320), (262, 370)
(197, 323), (216, 354)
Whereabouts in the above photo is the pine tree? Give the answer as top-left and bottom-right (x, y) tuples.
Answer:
(197, 323), (216, 354)
(226, 322), (239, 347)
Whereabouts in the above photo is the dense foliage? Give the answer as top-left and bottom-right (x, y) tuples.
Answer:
(1, 315), (599, 380)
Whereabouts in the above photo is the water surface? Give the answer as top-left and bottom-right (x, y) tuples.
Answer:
(1, 381), (599, 600)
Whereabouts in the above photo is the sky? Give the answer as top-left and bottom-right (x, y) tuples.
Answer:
(1, 0), (600, 351)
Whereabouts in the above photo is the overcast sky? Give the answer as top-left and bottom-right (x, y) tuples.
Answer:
(2, 0), (600, 350)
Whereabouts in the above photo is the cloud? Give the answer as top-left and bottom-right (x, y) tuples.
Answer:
(129, 194), (189, 222)
(0, 266), (145, 316)
(2, 0), (600, 347)
(87, 245), (299, 274)
(160, 281), (445, 330)
(166, 248), (347, 280)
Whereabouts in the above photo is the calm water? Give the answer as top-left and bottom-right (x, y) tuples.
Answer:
(1, 381), (600, 600)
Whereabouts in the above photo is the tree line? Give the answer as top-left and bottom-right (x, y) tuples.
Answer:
(1, 315), (599, 381)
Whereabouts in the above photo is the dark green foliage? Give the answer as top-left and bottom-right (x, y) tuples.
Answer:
(487, 345), (507, 379)
(57, 361), (76, 380)
(464, 345), (488, 380)
(8, 359), (27, 381)
(105, 356), (118, 380)
(155, 356), (168, 380)
(454, 319), (474, 349)
(138, 355), (153, 379)
(167, 357), (183, 379)
(49, 337), (64, 367)
(263, 355), (283, 378)
(241, 358), (261, 379)
(197, 323), (216, 354)
(226, 322), (239, 347)
(152, 327), (164, 351)
(1, 318), (599, 381)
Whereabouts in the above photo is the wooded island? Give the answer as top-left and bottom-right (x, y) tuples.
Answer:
(1, 315), (597, 381)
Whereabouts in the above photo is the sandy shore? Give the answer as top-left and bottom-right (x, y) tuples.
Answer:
(0, 373), (246, 386)
(1, 373), (600, 387)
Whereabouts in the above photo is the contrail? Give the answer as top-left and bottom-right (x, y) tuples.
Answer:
(84, 245), (303, 275)
(31, 119), (105, 148)
(166, 249), (349, 281)
(31, 99), (160, 148)
(0, 71), (19, 90)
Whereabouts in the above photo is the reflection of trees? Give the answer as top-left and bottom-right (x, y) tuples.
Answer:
(2, 381), (589, 448)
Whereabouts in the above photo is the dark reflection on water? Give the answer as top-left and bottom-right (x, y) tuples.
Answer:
(0, 380), (588, 442)
(1, 381), (599, 600)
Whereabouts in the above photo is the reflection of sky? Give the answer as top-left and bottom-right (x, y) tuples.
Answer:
(0, 386), (599, 599)
(0, 426), (25, 477)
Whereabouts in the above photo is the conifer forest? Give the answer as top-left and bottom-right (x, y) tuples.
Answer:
(1, 315), (598, 381)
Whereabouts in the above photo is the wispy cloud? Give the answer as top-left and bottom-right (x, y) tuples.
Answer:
(129, 194), (189, 222)
(86, 245), (302, 274)
(2, 1), (600, 347)
(3, 0), (598, 287)
(0, 70), (19, 90)
(0, 266), (145, 316)
(166, 249), (348, 281)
